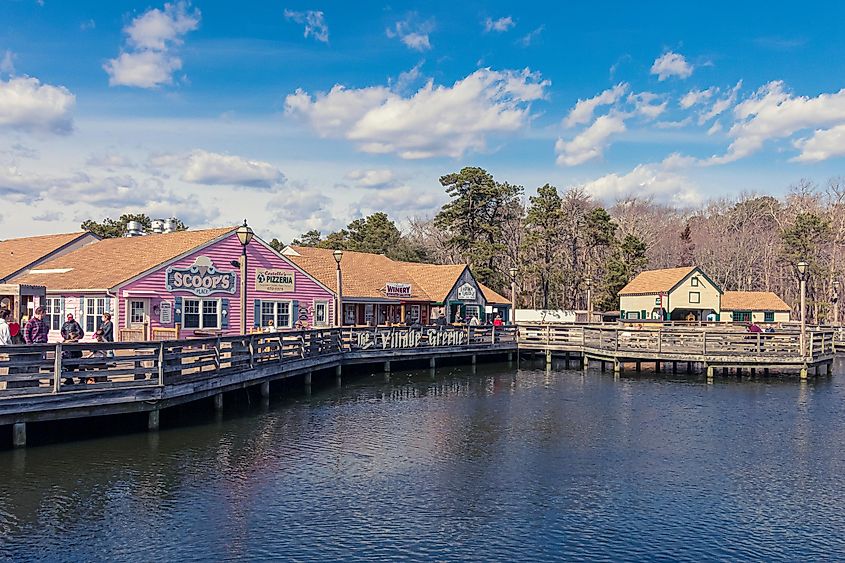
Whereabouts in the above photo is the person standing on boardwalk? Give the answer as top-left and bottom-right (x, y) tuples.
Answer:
(0, 309), (12, 346)
(492, 314), (504, 327)
(100, 313), (114, 342)
(61, 313), (84, 341)
(24, 307), (49, 344)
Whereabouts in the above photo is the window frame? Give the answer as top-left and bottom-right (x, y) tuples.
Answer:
(259, 300), (293, 329)
(313, 300), (329, 327)
(689, 291), (701, 304)
(45, 297), (63, 331)
(764, 311), (775, 323)
(85, 297), (107, 334)
(732, 311), (752, 323)
(691, 277), (699, 287)
(129, 300), (147, 325)
(183, 298), (222, 330)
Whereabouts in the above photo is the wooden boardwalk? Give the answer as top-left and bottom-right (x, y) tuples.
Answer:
(517, 324), (836, 377)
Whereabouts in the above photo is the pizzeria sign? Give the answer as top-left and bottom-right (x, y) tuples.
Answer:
(256, 268), (295, 292)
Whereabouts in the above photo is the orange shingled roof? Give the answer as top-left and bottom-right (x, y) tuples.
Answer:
(0, 231), (95, 281)
(396, 261), (467, 303)
(11, 227), (234, 290)
(480, 282), (510, 304)
(619, 266), (697, 295)
(721, 291), (790, 312)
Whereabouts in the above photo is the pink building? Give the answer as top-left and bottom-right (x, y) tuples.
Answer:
(12, 227), (335, 341)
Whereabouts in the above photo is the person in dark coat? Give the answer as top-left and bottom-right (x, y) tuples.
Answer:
(100, 312), (114, 342)
(61, 314), (84, 341)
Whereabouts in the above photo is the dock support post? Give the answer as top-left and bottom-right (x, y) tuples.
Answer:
(827, 362), (833, 376)
(545, 350), (552, 366)
(613, 360), (621, 374)
(148, 409), (160, 431)
(800, 366), (808, 380)
(304, 371), (312, 385)
(12, 422), (26, 448)
(260, 381), (270, 398)
(601, 360), (606, 372)
(429, 357), (436, 369)
(706, 365), (714, 380)
(722, 367), (728, 376)
(635, 362), (641, 372)
(750, 368), (756, 376)
(815, 364), (821, 376)
(213, 393), (223, 411)
(336, 365), (342, 377)
(384, 361), (391, 373)
(655, 361), (661, 372)
(507, 353), (512, 363)
(582, 355), (589, 371)
(686, 362), (692, 374)
(471, 354), (477, 365)
(764, 368), (769, 377)
(737, 367), (742, 377)
(564, 352), (570, 369)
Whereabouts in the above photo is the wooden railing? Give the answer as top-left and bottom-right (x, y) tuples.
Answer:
(517, 324), (835, 363)
(0, 325), (516, 398)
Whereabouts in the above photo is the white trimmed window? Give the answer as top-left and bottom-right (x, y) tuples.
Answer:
(408, 304), (421, 322)
(260, 301), (292, 328)
(184, 299), (221, 329)
(85, 297), (107, 334)
(314, 301), (329, 327)
(45, 297), (63, 331)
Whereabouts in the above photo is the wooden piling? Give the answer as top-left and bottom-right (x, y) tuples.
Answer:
(148, 409), (160, 431)
(12, 422), (25, 448)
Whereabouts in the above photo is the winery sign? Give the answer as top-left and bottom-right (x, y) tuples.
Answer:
(166, 256), (237, 297)
(384, 282), (412, 298)
(256, 269), (295, 292)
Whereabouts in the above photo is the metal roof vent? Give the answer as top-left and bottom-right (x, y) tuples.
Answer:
(150, 220), (165, 234)
(126, 221), (144, 237)
(163, 218), (179, 233)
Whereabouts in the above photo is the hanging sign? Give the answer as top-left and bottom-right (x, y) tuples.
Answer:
(457, 282), (477, 301)
(256, 269), (295, 292)
(166, 256), (237, 297)
(384, 282), (412, 298)
(159, 301), (173, 324)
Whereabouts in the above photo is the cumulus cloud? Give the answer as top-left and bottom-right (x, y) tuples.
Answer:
(0, 76), (75, 134)
(580, 160), (701, 206)
(152, 149), (285, 188)
(792, 125), (845, 162)
(679, 87), (715, 109)
(285, 67), (549, 159)
(555, 113), (626, 166)
(104, 1), (200, 88)
(386, 14), (435, 51)
(709, 81), (845, 164)
(284, 9), (329, 43)
(563, 83), (628, 128)
(650, 51), (693, 81)
(629, 91), (667, 119)
(345, 169), (396, 188)
(355, 185), (441, 217)
(270, 190), (339, 233)
(484, 16), (515, 33)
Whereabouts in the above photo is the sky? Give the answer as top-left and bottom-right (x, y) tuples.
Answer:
(3, 0), (845, 242)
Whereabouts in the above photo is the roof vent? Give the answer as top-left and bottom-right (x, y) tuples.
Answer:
(126, 221), (144, 237)
(163, 218), (179, 233)
(151, 220), (165, 234)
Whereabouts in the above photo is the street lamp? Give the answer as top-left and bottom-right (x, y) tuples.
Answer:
(509, 267), (518, 325)
(585, 277), (593, 323)
(797, 260), (808, 357)
(333, 249), (343, 326)
(236, 220), (254, 334)
(833, 280), (841, 327)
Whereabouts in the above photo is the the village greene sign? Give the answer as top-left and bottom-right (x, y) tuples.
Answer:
(353, 328), (467, 350)
(165, 256), (237, 297)
(384, 282), (412, 298)
(255, 269), (295, 292)
(457, 282), (477, 300)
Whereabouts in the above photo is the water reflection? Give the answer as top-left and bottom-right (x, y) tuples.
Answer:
(2, 359), (845, 561)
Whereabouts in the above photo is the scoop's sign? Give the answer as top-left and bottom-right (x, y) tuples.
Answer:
(166, 256), (237, 296)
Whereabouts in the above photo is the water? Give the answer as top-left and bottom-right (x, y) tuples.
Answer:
(2, 360), (845, 561)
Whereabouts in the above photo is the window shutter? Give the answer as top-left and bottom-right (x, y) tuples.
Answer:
(253, 299), (261, 327)
(174, 296), (183, 325)
(292, 300), (299, 327)
(641, 310), (646, 319)
(221, 299), (229, 329)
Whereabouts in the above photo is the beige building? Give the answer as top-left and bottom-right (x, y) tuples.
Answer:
(619, 266), (722, 321)
(720, 291), (791, 323)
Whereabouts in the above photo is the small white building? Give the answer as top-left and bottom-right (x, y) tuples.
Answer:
(619, 266), (722, 321)
(720, 291), (791, 323)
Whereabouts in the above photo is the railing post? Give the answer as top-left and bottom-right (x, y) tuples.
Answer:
(249, 335), (256, 368)
(158, 341), (165, 386)
(614, 329), (619, 352)
(657, 328), (662, 353)
(809, 332), (814, 360)
(702, 332), (707, 355)
(53, 343), (62, 394)
(215, 336), (222, 371)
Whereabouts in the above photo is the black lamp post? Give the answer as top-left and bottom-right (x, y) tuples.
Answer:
(333, 249), (343, 326)
(236, 220), (254, 334)
(797, 260), (808, 357)
(509, 267), (517, 325)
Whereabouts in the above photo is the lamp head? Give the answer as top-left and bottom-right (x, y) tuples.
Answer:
(236, 220), (254, 246)
(585, 277), (593, 287)
(834, 280), (841, 290)
(509, 267), (517, 278)
(333, 249), (343, 264)
(797, 260), (808, 276)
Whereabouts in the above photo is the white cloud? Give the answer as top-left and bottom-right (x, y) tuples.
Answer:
(792, 124), (845, 162)
(707, 121), (723, 136)
(153, 149), (285, 188)
(86, 153), (135, 170)
(104, 1), (200, 88)
(0, 76), (75, 134)
(580, 161), (701, 206)
(286, 67), (549, 159)
(520, 26), (544, 47)
(679, 87), (714, 109)
(270, 190), (338, 233)
(386, 15), (435, 51)
(345, 169), (396, 188)
(629, 92), (667, 119)
(1, 50), (15, 75)
(650, 51), (694, 81)
(484, 16), (515, 33)
(698, 81), (741, 124)
(80, 19), (96, 31)
(284, 9), (329, 43)
(355, 185), (440, 217)
(555, 113), (626, 166)
(563, 83), (628, 128)
(710, 81), (845, 164)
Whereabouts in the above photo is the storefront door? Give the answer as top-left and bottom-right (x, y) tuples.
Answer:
(128, 298), (150, 339)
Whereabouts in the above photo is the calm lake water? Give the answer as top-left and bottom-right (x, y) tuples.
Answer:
(3, 359), (845, 561)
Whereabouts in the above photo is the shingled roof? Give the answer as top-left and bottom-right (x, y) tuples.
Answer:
(619, 266), (698, 295)
(480, 283), (510, 305)
(11, 227), (235, 290)
(0, 231), (97, 282)
(721, 291), (791, 312)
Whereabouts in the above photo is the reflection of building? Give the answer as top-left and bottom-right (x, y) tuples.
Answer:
(10, 228), (333, 341)
(282, 246), (512, 324)
(619, 266), (791, 323)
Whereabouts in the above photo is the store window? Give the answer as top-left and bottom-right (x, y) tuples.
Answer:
(625, 311), (640, 320)
(689, 291), (700, 304)
(764, 311), (775, 323)
(732, 311), (752, 322)
(408, 304), (421, 323)
(129, 300), (146, 324)
(184, 299), (220, 329)
(314, 301), (329, 326)
(364, 304), (374, 325)
(85, 297), (107, 334)
(261, 301), (292, 328)
(45, 297), (63, 331)
(465, 304), (480, 322)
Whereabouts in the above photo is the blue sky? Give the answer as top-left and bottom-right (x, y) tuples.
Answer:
(2, 0), (845, 241)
